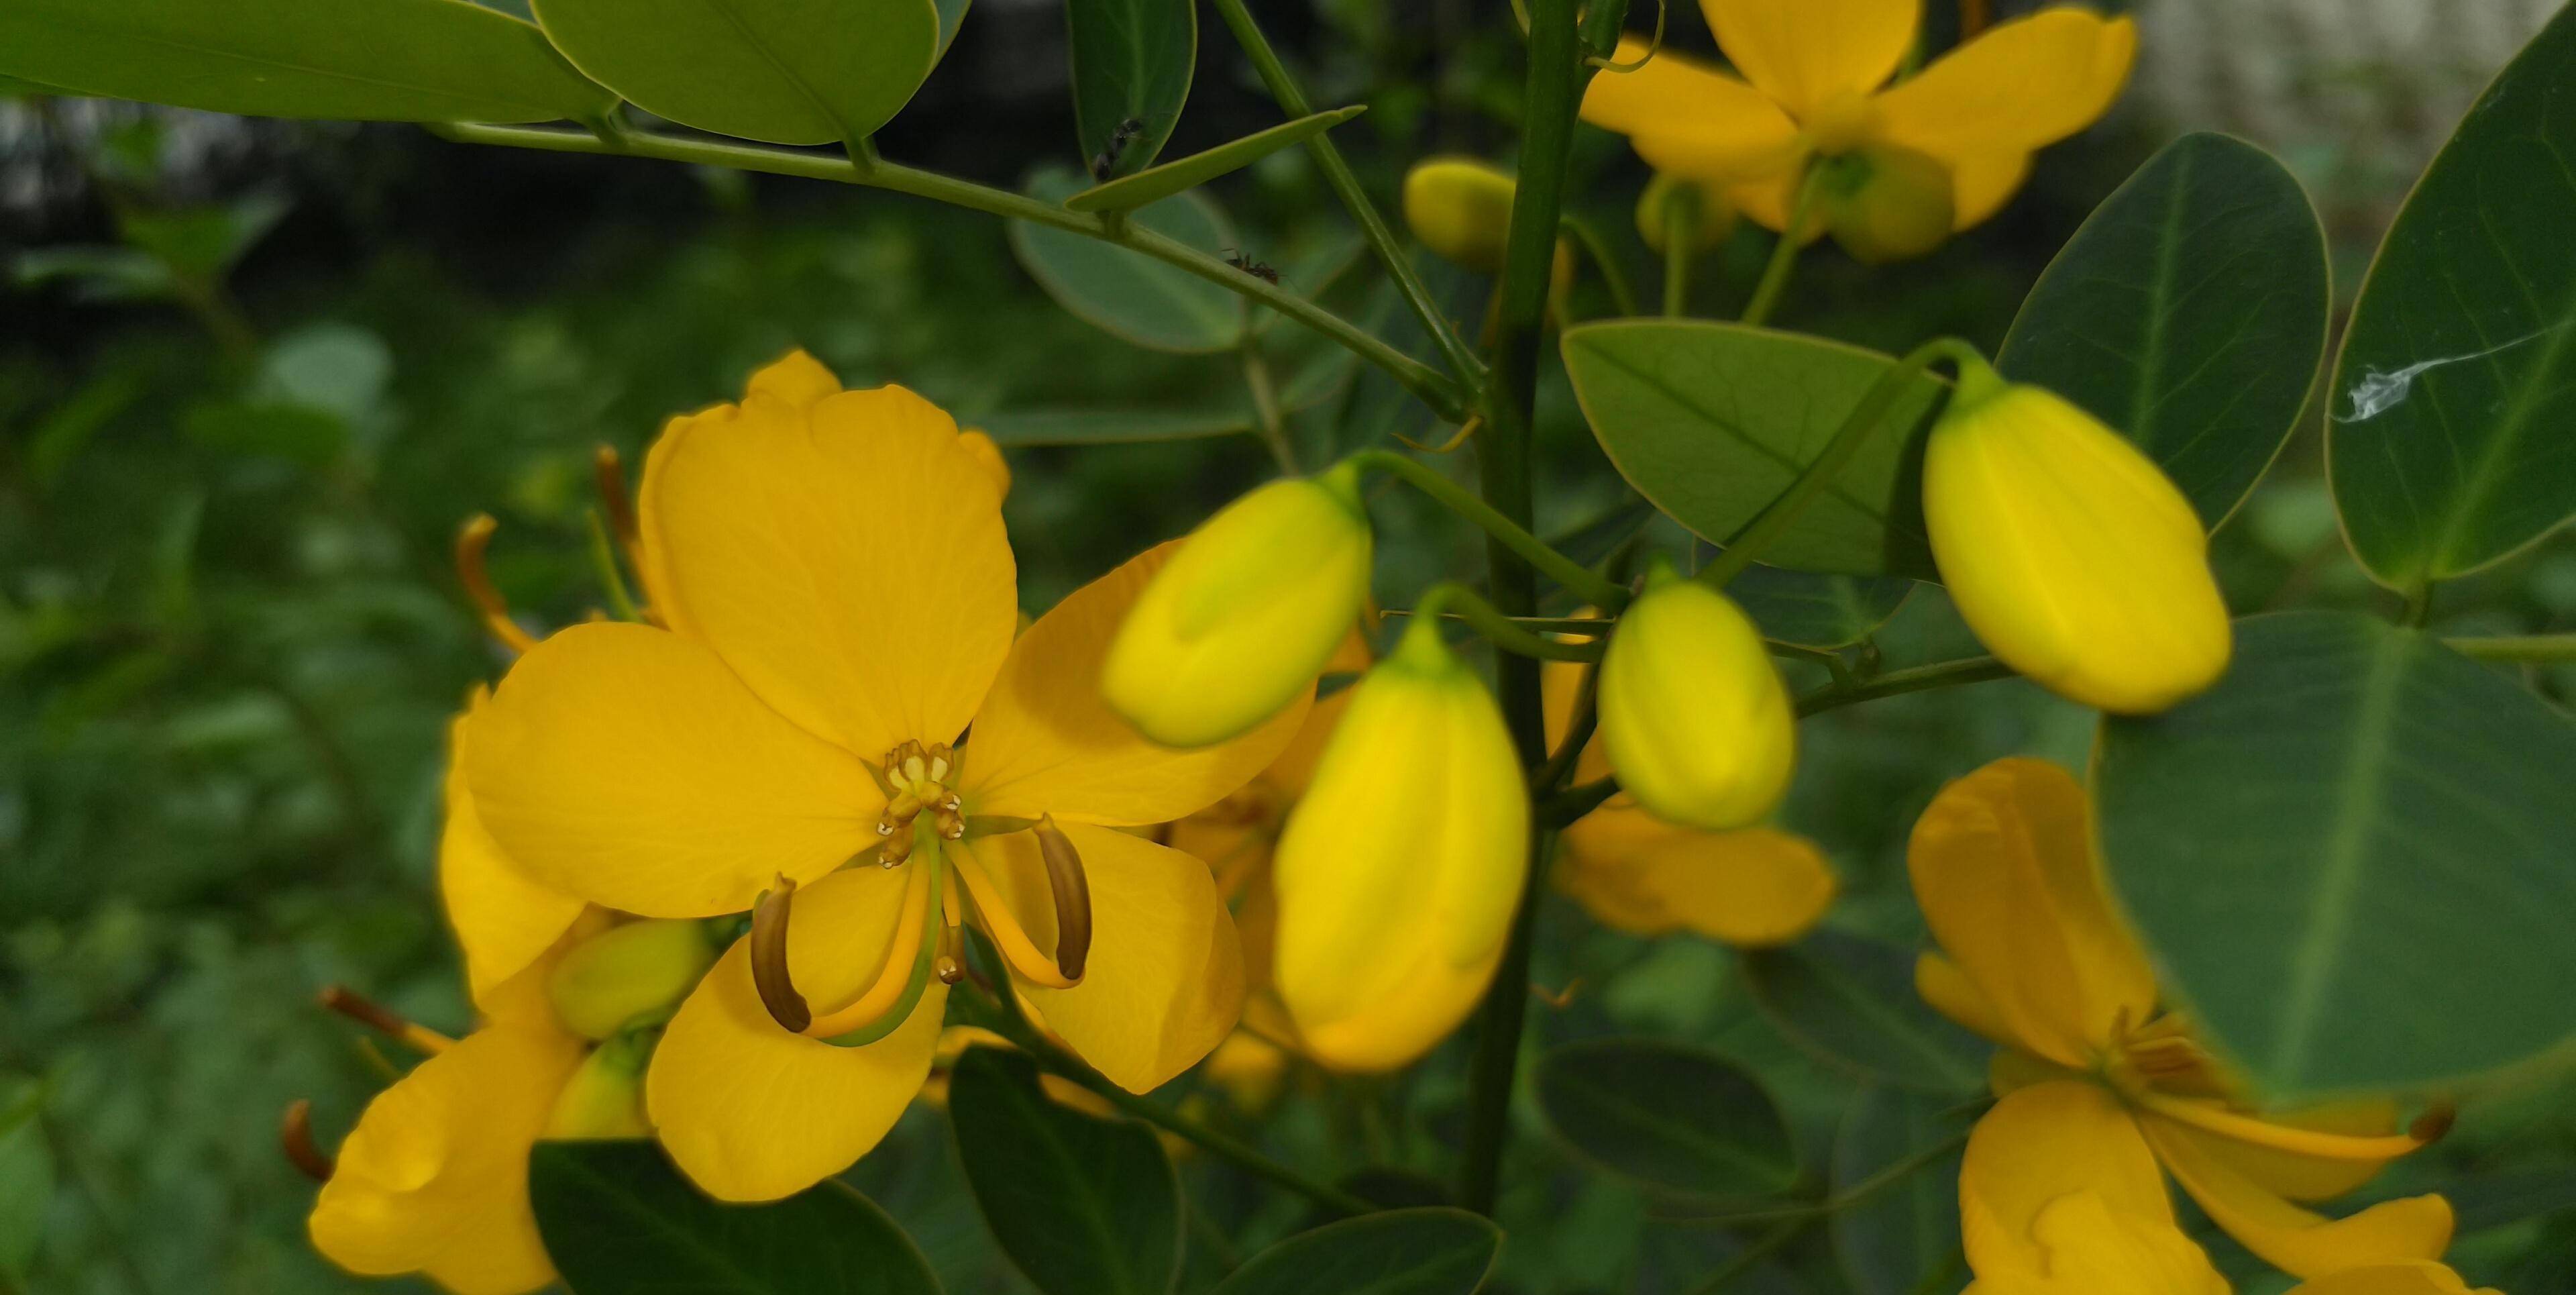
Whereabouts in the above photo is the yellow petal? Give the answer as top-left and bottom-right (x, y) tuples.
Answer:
(1403, 156), (1520, 273)
(1959, 1080), (2172, 1278)
(957, 429), (1012, 498)
(971, 540), (1313, 826)
(1704, 0), (1919, 115)
(1540, 656), (1614, 785)
(1815, 144), (1957, 263)
(1907, 758), (2157, 1067)
(1597, 568), (1795, 831)
(2142, 1113), (2453, 1280)
(1272, 622), (1528, 1072)
(544, 919), (718, 1041)
(645, 866), (949, 1201)
(1923, 369), (2231, 713)
(468, 623), (880, 917)
(1727, 166), (1827, 240)
(1999, 1188), (2231, 1295)
(1562, 813), (1835, 947)
(743, 348), (843, 411)
(1948, 150), (2034, 229)
(1263, 631), (1375, 798)
(2289, 1263), (2502, 1295)
(2138, 1092), (2422, 1202)
(1915, 949), (2022, 1050)
(310, 1021), (582, 1295)
(962, 824), (1245, 1092)
(639, 382), (1017, 758)
(439, 694), (586, 1006)
(1582, 39), (1806, 182)
(1876, 11), (2137, 162)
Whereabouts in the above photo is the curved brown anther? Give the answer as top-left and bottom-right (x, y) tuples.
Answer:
(2411, 1104), (2457, 1144)
(319, 984), (454, 1055)
(280, 1098), (335, 1183)
(1034, 815), (1093, 982)
(879, 831), (915, 867)
(452, 515), (538, 655)
(749, 876), (813, 1033)
(590, 446), (639, 552)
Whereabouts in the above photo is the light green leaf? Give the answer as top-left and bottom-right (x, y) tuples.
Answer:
(1069, 107), (1366, 213)
(1066, 0), (1194, 180)
(1829, 1088), (1966, 1295)
(1562, 321), (1946, 578)
(947, 1047), (1179, 1295)
(1207, 1210), (1499, 1295)
(0, 0), (611, 123)
(2328, 4), (2576, 588)
(1999, 132), (2328, 529)
(1536, 1037), (1799, 1202)
(2096, 612), (2576, 1098)
(1741, 931), (1988, 1094)
(530, 0), (940, 146)
(1728, 568), (1914, 650)
(1011, 166), (1244, 353)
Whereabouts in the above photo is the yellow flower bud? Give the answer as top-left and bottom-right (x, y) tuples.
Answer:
(1403, 156), (1518, 273)
(1104, 465), (1373, 747)
(1814, 145), (1955, 265)
(1597, 564), (1795, 831)
(545, 919), (717, 1041)
(1635, 173), (1737, 256)
(1923, 358), (2231, 714)
(543, 1031), (654, 1140)
(1271, 620), (1528, 1072)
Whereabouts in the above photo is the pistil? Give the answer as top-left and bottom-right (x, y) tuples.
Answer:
(452, 515), (538, 655)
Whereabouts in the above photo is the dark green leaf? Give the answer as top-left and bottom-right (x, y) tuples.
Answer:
(947, 1047), (1179, 1295)
(1208, 1209), (1499, 1295)
(1728, 568), (1914, 650)
(1011, 166), (1243, 353)
(1562, 321), (1945, 578)
(933, 0), (971, 60)
(1069, 108), (1366, 213)
(0, 1078), (51, 1280)
(531, 0), (940, 145)
(1066, 0), (1195, 180)
(1998, 132), (2327, 529)
(1536, 1038), (1799, 1201)
(1742, 932), (1988, 1094)
(2327, 5), (2576, 588)
(117, 194), (290, 282)
(1830, 1088), (1966, 1295)
(0, 0), (611, 123)
(2096, 612), (2576, 1097)
(184, 403), (349, 468)
(528, 1140), (941, 1295)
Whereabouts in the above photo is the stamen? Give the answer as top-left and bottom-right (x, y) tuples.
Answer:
(949, 839), (1080, 990)
(801, 860), (935, 1037)
(590, 446), (640, 556)
(936, 921), (965, 985)
(280, 1099), (334, 1183)
(2131, 1089), (2432, 1160)
(317, 985), (453, 1055)
(452, 515), (538, 655)
(1035, 815), (1093, 982)
(749, 876), (812, 1033)
(2410, 1104), (2456, 1143)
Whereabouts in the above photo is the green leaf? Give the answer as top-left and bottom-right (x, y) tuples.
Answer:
(1741, 931), (1988, 1094)
(530, 0), (941, 146)
(1069, 107), (1366, 213)
(1728, 568), (1914, 650)
(2095, 612), (2576, 1098)
(947, 1047), (1180, 1295)
(1829, 1088), (1966, 1295)
(2327, 5), (2576, 588)
(0, 0), (610, 123)
(119, 193), (291, 282)
(527, 1140), (942, 1294)
(1998, 132), (2327, 529)
(1208, 1209), (1500, 1295)
(1066, 0), (1195, 180)
(0, 1078), (51, 1280)
(1562, 321), (1945, 578)
(933, 0), (971, 60)
(1535, 1038), (1799, 1201)
(184, 403), (350, 468)
(1011, 166), (1244, 353)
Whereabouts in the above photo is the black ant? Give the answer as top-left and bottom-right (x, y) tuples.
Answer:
(1223, 248), (1281, 284)
(1089, 117), (1144, 181)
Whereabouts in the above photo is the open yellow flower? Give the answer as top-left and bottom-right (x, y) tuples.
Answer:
(1581, 1), (2136, 255)
(465, 353), (1304, 1201)
(1915, 758), (2455, 1288)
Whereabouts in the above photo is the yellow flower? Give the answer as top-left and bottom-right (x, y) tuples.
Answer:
(1106, 466), (1373, 747)
(1915, 758), (2455, 1289)
(1597, 563), (1795, 831)
(465, 353), (1305, 1201)
(1635, 172), (1738, 256)
(1580, 0), (2135, 256)
(1922, 358), (2230, 714)
(437, 691), (588, 1005)
(1404, 156), (1521, 273)
(1544, 660), (1836, 947)
(1271, 619), (1527, 1072)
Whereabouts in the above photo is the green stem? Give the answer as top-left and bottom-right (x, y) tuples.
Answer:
(1739, 164), (1825, 327)
(1662, 185), (1697, 317)
(1559, 214), (1640, 319)
(585, 508), (644, 621)
(1681, 1221), (1805, 1295)
(1202, 0), (1487, 389)
(1700, 336), (1980, 587)
(1413, 582), (1604, 662)
(1672, 1127), (1973, 1229)
(1346, 450), (1627, 609)
(2441, 633), (2576, 662)
(1239, 338), (1299, 474)
(1796, 655), (2015, 717)
(426, 121), (1468, 421)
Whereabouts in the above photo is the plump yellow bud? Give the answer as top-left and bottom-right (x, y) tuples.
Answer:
(1104, 465), (1373, 747)
(1597, 564), (1795, 831)
(1923, 358), (2231, 714)
(1635, 173), (1737, 255)
(1271, 620), (1528, 1072)
(543, 1031), (654, 1140)
(1814, 145), (1955, 264)
(545, 919), (717, 1041)
(1403, 156), (1519, 273)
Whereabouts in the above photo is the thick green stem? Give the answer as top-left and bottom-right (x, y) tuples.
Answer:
(1662, 185), (1697, 317)
(1739, 165), (1824, 327)
(1203, 0), (1486, 389)
(1560, 214), (1640, 319)
(427, 121), (1466, 421)
(1412, 582), (1603, 662)
(1346, 450), (1627, 608)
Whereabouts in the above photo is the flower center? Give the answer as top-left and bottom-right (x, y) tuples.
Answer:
(873, 739), (965, 865)
(1800, 89), (1880, 156)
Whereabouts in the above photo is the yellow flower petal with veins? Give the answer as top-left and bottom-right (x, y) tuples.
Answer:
(437, 692), (585, 1006)
(2140, 1114), (2453, 1280)
(1876, 9), (2137, 162)
(1583, 39), (1805, 183)
(1703, 0), (1918, 118)
(1960, 1080), (2176, 1278)
(1558, 818), (1836, 947)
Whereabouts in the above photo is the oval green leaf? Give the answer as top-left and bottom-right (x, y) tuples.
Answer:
(1070, 107), (1367, 213)
(1830, 1088), (1967, 1295)
(1729, 569), (1915, 651)
(1208, 1209), (1499, 1295)
(531, 0), (939, 146)
(2096, 612), (2576, 1098)
(1562, 321), (1945, 578)
(1067, 0), (1195, 180)
(0, 0), (611, 123)
(528, 1141), (942, 1294)
(1998, 132), (2328, 529)
(1535, 1037), (1799, 1201)
(1011, 166), (1244, 353)
(1741, 931), (1988, 1094)
(2328, 4), (2576, 589)
(947, 1047), (1179, 1295)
